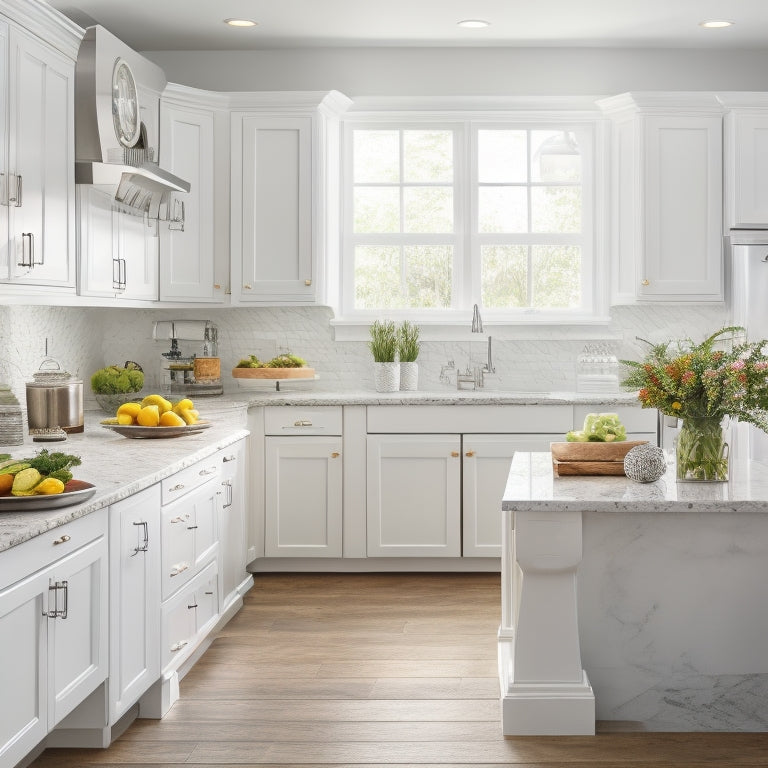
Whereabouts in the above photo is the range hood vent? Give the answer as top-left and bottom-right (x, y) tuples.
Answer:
(74, 25), (190, 220)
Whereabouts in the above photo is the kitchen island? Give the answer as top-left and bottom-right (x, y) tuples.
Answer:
(500, 449), (768, 735)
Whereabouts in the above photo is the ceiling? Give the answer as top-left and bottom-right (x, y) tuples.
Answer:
(46, 0), (768, 51)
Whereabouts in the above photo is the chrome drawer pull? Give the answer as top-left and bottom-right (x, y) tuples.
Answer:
(132, 521), (149, 555)
(170, 514), (189, 524)
(52, 534), (71, 545)
(223, 455), (236, 462)
(170, 640), (188, 652)
(169, 483), (185, 492)
(199, 467), (217, 476)
(169, 562), (190, 577)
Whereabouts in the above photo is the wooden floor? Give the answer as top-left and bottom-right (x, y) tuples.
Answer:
(32, 572), (768, 767)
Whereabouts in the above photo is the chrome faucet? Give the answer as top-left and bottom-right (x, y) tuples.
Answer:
(469, 304), (495, 388)
(471, 303), (484, 333)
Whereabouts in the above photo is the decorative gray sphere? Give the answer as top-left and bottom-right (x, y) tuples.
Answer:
(624, 444), (667, 483)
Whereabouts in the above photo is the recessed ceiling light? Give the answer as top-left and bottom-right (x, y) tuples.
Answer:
(457, 19), (490, 29)
(698, 19), (734, 28)
(224, 18), (259, 28)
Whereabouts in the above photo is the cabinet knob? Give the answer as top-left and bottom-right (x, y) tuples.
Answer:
(451, 451), (459, 458)
(304, 279), (312, 286)
(214, 283), (221, 290)
(331, 451), (340, 458)
(641, 279), (650, 286)
(243, 284), (252, 290)
(465, 450), (475, 457)
(52, 534), (71, 545)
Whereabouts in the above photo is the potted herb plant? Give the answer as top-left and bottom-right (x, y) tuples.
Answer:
(90, 361), (144, 414)
(398, 321), (421, 391)
(369, 320), (399, 392)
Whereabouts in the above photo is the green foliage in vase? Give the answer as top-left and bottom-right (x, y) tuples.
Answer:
(398, 321), (421, 363)
(368, 320), (398, 363)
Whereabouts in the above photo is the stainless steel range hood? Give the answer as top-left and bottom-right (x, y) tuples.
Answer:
(74, 25), (190, 219)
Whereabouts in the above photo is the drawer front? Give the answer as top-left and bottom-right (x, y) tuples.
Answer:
(264, 406), (343, 436)
(367, 405), (573, 434)
(161, 457), (221, 504)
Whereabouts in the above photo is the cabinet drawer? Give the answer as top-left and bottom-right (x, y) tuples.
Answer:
(264, 406), (342, 435)
(161, 456), (221, 504)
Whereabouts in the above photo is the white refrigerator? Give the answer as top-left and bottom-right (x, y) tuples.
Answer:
(730, 227), (768, 464)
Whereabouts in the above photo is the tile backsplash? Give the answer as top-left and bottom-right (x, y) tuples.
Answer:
(0, 303), (729, 407)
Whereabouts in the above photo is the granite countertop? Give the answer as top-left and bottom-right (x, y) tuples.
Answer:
(502, 450), (768, 514)
(225, 387), (644, 408)
(0, 406), (250, 553)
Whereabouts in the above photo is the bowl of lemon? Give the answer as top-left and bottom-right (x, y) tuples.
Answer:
(100, 394), (210, 438)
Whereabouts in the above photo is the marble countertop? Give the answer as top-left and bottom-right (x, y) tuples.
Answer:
(0, 406), (249, 553)
(502, 451), (768, 514)
(225, 387), (644, 407)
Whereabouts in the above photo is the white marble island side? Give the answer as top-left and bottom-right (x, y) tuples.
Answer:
(500, 451), (768, 734)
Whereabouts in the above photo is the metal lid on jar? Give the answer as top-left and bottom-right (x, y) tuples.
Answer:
(28, 358), (80, 386)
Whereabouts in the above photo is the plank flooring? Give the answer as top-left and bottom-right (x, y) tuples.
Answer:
(30, 572), (768, 767)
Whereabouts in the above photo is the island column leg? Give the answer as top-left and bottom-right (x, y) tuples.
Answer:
(498, 508), (595, 735)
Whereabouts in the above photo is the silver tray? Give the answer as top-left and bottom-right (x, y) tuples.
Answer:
(100, 420), (212, 439)
(0, 482), (97, 512)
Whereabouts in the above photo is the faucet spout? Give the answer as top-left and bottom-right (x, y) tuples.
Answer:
(471, 303), (483, 333)
(485, 336), (495, 374)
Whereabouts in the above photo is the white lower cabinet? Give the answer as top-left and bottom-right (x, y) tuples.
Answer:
(0, 510), (107, 768)
(463, 434), (563, 558)
(108, 486), (161, 723)
(265, 435), (343, 557)
(366, 434), (462, 558)
(218, 443), (248, 612)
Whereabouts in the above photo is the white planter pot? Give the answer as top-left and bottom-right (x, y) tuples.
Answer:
(399, 361), (418, 391)
(373, 362), (400, 392)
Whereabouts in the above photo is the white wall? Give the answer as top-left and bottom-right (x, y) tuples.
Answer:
(144, 46), (768, 95)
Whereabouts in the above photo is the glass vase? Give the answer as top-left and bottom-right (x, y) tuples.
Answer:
(675, 416), (729, 482)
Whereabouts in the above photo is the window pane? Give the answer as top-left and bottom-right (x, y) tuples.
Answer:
(404, 187), (453, 233)
(354, 246), (403, 309)
(478, 130), (527, 183)
(353, 130), (399, 183)
(532, 245), (581, 308)
(354, 187), (400, 233)
(480, 245), (528, 308)
(404, 246), (453, 308)
(478, 187), (528, 233)
(531, 131), (581, 183)
(531, 186), (581, 233)
(404, 130), (453, 183)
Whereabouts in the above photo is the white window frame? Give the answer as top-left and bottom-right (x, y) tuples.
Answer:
(335, 105), (608, 338)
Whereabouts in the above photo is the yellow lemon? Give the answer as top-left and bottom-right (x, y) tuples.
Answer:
(159, 411), (186, 427)
(177, 407), (198, 425)
(172, 398), (194, 415)
(141, 394), (173, 414)
(116, 402), (142, 420)
(136, 404), (160, 427)
(117, 413), (135, 425)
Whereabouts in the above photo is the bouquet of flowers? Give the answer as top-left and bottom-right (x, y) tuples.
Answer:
(621, 326), (768, 480)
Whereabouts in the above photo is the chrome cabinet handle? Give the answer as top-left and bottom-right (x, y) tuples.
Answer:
(199, 467), (217, 476)
(169, 562), (190, 577)
(221, 479), (233, 508)
(223, 455), (236, 462)
(170, 514), (189, 524)
(131, 520), (149, 555)
(43, 580), (68, 619)
(52, 534), (71, 545)
(169, 483), (185, 492)
(170, 640), (188, 652)
(8, 174), (22, 207)
(19, 232), (33, 267)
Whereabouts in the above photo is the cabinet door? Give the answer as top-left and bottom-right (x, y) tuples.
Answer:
(76, 185), (118, 296)
(109, 485), (161, 722)
(159, 101), (220, 302)
(640, 115), (723, 300)
(48, 532), (108, 726)
(0, 22), (8, 275)
(118, 210), (159, 300)
(724, 111), (768, 228)
(232, 114), (314, 302)
(265, 435), (342, 557)
(463, 434), (563, 558)
(3, 26), (74, 286)
(0, 570), (47, 768)
(367, 434), (461, 557)
(218, 443), (247, 609)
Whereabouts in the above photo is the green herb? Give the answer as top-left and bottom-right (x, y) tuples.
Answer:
(369, 320), (398, 363)
(24, 449), (82, 477)
(566, 413), (627, 442)
(398, 321), (421, 363)
(91, 363), (144, 394)
(265, 354), (307, 368)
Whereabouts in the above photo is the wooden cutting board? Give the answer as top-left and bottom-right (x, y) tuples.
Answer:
(550, 440), (648, 477)
(231, 367), (315, 380)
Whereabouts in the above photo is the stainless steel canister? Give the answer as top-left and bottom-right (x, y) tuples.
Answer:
(25, 368), (84, 434)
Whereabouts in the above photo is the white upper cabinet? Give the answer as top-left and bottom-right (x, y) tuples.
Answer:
(159, 86), (228, 302)
(230, 91), (350, 305)
(719, 93), (768, 229)
(0, 21), (75, 289)
(598, 93), (724, 303)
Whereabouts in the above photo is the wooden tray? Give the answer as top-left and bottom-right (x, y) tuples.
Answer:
(550, 440), (648, 477)
(231, 367), (315, 380)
